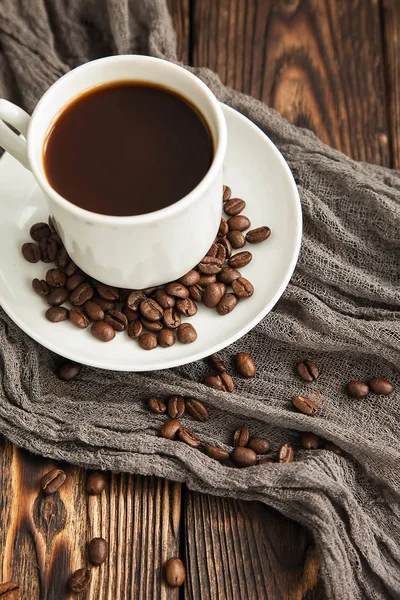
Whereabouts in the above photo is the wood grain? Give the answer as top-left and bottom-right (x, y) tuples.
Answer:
(167, 0), (191, 63)
(382, 0), (400, 169)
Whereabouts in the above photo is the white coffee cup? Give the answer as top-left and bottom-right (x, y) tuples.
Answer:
(0, 56), (227, 288)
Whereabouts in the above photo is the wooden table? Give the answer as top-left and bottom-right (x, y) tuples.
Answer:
(1, 1), (399, 598)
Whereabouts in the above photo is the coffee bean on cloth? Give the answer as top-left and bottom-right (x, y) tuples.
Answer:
(0, 4), (399, 599)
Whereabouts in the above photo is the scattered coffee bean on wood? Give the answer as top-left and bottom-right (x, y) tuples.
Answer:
(368, 377), (393, 395)
(88, 537), (108, 566)
(147, 397), (167, 414)
(236, 352), (256, 378)
(164, 557), (186, 587)
(247, 436), (270, 454)
(168, 395), (185, 419)
(159, 419), (181, 440)
(204, 444), (230, 461)
(186, 398), (209, 421)
(299, 432), (321, 449)
(297, 360), (319, 382)
(345, 381), (369, 399)
(233, 425), (250, 447)
(231, 446), (257, 467)
(323, 440), (342, 455)
(40, 468), (66, 495)
(277, 443), (295, 463)
(86, 471), (107, 495)
(0, 582), (20, 599)
(68, 568), (91, 593)
(291, 395), (319, 416)
(57, 362), (82, 381)
(178, 428), (201, 448)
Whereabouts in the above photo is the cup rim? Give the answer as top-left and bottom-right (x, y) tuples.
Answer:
(27, 55), (227, 225)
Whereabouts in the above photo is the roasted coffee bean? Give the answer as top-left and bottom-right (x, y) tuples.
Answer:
(56, 246), (69, 268)
(32, 278), (50, 296)
(165, 557), (186, 588)
(41, 468), (66, 495)
(91, 321), (116, 342)
(224, 197), (246, 216)
(179, 270), (200, 287)
(45, 306), (69, 322)
(65, 260), (78, 276)
(159, 419), (181, 440)
(96, 283), (119, 301)
(218, 267), (241, 284)
(92, 295), (116, 312)
(140, 298), (163, 321)
(198, 273), (217, 286)
(216, 282), (227, 296)
(127, 290), (147, 310)
(84, 300), (105, 321)
(233, 425), (250, 447)
(127, 320), (143, 339)
(218, 217), (229, 237)
(186, 398), (208, 421)
(138, 332), (158, 350)
(141, 286), (159, 297)
(22, 242), (41, 263)
(297, 360), (319, 382)
(258, 459), (275, 464)
(70, 282), (94, 306)
(222, 185), (231, 201)
(154, 289), (176, 309)
(68, 568), (91, 593)
(232, 277), (254, 298)
(189, 284), (204, 302)
(47, 287), (69, 307)
(220, 372), (235, 392)
(236, 352), (256, 378)
(217, 236), (232, 258)
(291, 395), (318, 416)
(0, 581), (20, 599)
(203, 282), (225, 308)
(168, 395), (185, 419)
(248, 437), (270, 454)
(178, 428), (201, 448)
(57, 362), (82, 381)
(228, 251), (252, 269)
(39, 237), (58, 262)
(246, 226), (271, 244)
(227, 215), (250, 232)
(217, 293), (238, 315)
(88, 537), (108, 566)
(277, 443), (295, 463)
(231, 446), (257, 467)
(86, 471), (107, 495)
(346, 381), (369, 399)
(147, 397), (167, 414)
(207, 242), (219, 257)
(203, 375), (225, 391)
(227, 230), (246, 249)
(208, 354), (226, 373)
(30, 222), (52, 241)
(163, 308), (181, 329)
(204, 444), (230, 461)
(157, 328), (175, 347)
(299, 432), (321, 449)
(141, 317), (164, 332)
(369, 377), (394, 395)
(207, 243), (227, 263)
(165, 282), (189, 299)
(122, 306), (140, 322)
(177, 323), (197, 344)
(46, 267), (66, 288)
(66, 273), (86, 291)
(322, 440), (342, 455)
(198, 256), (223, 275)
(49, 232), (63, 246)
(175, 298), (198, 317)
(69, 307), (90, 329)
(104, 309), (128, 331)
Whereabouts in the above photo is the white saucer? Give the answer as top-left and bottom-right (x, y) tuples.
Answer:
(0, 104), (301, 371)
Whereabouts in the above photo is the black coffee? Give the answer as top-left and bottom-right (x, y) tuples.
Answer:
(43, 82), (213, 216)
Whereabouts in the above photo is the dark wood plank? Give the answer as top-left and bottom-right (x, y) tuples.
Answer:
(192, 0), (391, 165)
(167, 0), (191, 63)
(382, 0), (400, 169)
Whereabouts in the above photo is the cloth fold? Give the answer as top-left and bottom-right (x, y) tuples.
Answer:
(0, 1), (399, 598)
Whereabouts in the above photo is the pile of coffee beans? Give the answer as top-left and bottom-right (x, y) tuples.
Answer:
(21, 185), (271, 350)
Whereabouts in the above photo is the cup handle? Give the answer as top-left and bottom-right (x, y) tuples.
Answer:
(0, 99), (31, 170)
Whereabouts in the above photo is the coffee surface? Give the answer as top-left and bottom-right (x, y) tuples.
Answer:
(43, 82), (213, 216)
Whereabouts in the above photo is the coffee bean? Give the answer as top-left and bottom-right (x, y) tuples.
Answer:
(0, 581), (20, 599)
(86, 471), (107, 495)
(165, 557), (186, 587)
(236, 352), (256, 378)
(297, 360), (319, 382)
(57, 362), (82, 381)
(291, 395), (319, 416)
(163, 307), (181, 329)
(122, 306), (140, 322)
(104, 309), (128, 331)
(68, 568), (91, 593)
(45, 306), (69, 322)
(92, 296), (116, 312)
(138, 332), (158, 349)
(84, 300), (105, 321)
(220, 372), (234, 391)
(41, 468), (66, 494)
(299, 432), (320, 449)
(232, 277), (254, 298)
(176, 298), (198, 316)
(203, 282), (224, 308)
(277, 443), (295, 463)
(208, 354), (226, 373)
(179, 270), (200, 287)
(88, 537), (108, 566)
(218, 217), (229, 237)
(47, 287), (69, 307)
(32, 278), (50, 296)
(227, 215), (250, 232)
(247, 437), (270, 454)
(207, 242), (227, 263)
(154, 289), (176, 309)
(222, 185), (231, 201)
(141, 286), (159, 297)
(198, 256), (222, 275)
(168, 395), (185, 419)
(368, 377), (393, 395)
(345, 381), (369, 399)
(30, 222), (52, 241)
(226, 230), (246, 249)
(69, 307), (90, 329)
(231, 446), (257, 467)
(70, 282), (94, 306)
(206, 243), (218, 256)
(127, 320), (143, 339)
(95, 283), (119, 301)
(157, 328), (175, 347)
(56, 247), (69, 268)
(45, 267), (66, 288)
(224, 197), (246, 216)
(217, 236), (232, 258)
(198, 274), (217, 286)
(233, 425), (250, 447)
(203, 375), (225, 391)
(217, 293), (238, 315)
(322, 440), (342, 455)
(178, 428), (201, 448)
(228, 251), (252, 269)
(140, 298), (163, 321)
(127, 290), (147, 310)
(177, 323), (197, 344)
(22, 242), (41, 263)
(49, 232), (63, 246)
(216, 282), (227, 296)
(65, 260), (78, 276)
(217, 267), (241, 284)
(39, 237), (57, 262)
(258, 459), (275, 464)
(186, 399), (208, 421)
(204, 444), (229, 461)
(66, 273), (86, 291)
(159, 419), (181, 440)
(165, 282), (189, 299)
(147, 397), (167, 414)
(142, 317), (163, 332)
(189, 284), (204, 302)
(246, 226), (271, 244)
(91, 321), (116, 342)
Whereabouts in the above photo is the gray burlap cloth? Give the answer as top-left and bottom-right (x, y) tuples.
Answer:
(0, 1), (399, 598)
